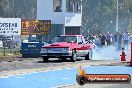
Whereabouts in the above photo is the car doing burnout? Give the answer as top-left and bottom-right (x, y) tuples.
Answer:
(40, 35), (94, 62)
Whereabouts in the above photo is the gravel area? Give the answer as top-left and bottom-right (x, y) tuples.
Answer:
(0, 57), (121, 72)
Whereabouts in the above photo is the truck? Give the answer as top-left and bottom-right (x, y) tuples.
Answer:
(20, 35), (48, 58)
(40, 35), (94, 62)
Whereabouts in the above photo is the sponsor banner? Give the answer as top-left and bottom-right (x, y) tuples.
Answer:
(76, 74), (131, 85)
(76, 66), (131, 85)
(21, 20), (51, 35)
(0, 18), (21, 35)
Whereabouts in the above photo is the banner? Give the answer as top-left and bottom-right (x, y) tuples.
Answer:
(21, 20), (51, 35)
(0, 18), (21, 35)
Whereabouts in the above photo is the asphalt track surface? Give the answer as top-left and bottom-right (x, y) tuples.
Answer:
(0, 66), (132, 88)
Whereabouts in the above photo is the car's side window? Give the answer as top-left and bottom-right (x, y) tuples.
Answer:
(81, 37), (86, 44)
(78, 36), (83, 44)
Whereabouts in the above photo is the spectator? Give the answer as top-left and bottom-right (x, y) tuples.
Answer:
(101, 33), (106, 47)
(114, 32), (118, 50)
(106, 32), (111, 46)
(122, 31), (129, 49)
(117, 32), (122, 51)
(95, 36), (101, 48)
(110, 33), (113, 45)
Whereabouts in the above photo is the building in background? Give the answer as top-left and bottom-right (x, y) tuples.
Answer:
(0, 0), (82, 41)
(37, 0), (82, 40)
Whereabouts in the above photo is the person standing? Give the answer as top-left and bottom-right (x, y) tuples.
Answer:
(106, 32), (111, 46)
(114, 32), (119, 50)
(101, 33), (106, 47)
(117, 32), (122, 51)
(95, 36), (101, 48)
(122, 31), (129, 49)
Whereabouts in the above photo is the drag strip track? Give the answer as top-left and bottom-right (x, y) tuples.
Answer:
(0, 66), (132, 88)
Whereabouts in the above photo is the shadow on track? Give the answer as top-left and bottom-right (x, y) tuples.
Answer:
(37, 58), (83, 63)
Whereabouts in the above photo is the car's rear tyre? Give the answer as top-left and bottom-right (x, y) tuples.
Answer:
(85, 52), (90, 60)
(70, 50), (77, 62)
(85, 49), (93, 60)
(42, 57), (49, 62)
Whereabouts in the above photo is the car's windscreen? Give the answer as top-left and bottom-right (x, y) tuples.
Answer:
(51, 36), (77, 43)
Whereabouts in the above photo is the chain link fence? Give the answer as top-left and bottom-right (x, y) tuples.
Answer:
(0, 47), (20, 56)
(0, 35), (21, 58)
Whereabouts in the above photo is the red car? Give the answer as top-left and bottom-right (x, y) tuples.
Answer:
(40, 35), (94, 62)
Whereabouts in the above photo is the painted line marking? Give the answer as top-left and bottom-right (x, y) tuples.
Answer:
(51, 83), (77, 88)
(0, 66), (89, 78)
(61, 77), (71, 80)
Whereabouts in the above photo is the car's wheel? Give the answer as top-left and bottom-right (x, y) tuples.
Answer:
(22, 54), (26, 58)
(60, 57), (67, 62)
(85, 52), (90, 60)
(85, 49), (93, 60)
(71, 50), (77, 62)
(42, 57), (49, 62)
(76, 76), (87, 85)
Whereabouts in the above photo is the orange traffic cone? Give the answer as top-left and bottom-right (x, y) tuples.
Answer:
(120, 48), (126, 63)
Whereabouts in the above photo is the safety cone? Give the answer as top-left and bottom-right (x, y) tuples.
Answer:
(120, 48), (126, 63)
(130, 42), (132, 66)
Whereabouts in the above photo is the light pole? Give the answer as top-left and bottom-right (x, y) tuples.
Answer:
(116, 0), (119, 32)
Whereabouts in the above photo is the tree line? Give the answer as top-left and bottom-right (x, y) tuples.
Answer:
(82, 0), (132, 35)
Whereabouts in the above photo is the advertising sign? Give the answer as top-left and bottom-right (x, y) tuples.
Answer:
(0, 18), (21, 35)
(21, 20), (51, 35)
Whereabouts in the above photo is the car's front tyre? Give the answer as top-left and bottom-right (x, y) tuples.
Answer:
(70, 50), (77, 62)
(42, 57), (49, 62)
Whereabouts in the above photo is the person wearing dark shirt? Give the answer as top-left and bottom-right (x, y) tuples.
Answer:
(114, 32), (118, 50)
(117, 33), (122, 51)
(101, 33), (106, 47)
(106, 32), (111, 46)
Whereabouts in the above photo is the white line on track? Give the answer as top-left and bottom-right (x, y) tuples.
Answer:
(51, 83), (77, 88)
(0, 65), (90, 78)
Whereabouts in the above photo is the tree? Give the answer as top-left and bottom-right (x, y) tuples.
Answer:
(82, 0), (132, 34)
(0, 0), (11, 17)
